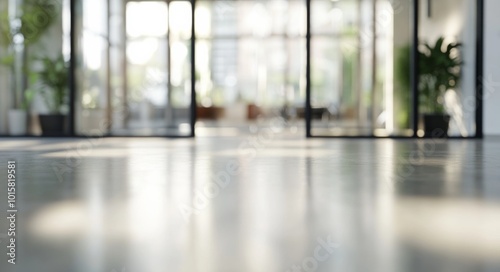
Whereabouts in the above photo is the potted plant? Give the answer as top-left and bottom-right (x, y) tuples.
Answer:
(37, 55), (69, 136)
(396, 37), (462, 137)
(0, 0), (56, 135)
(419, 37), (461, 137)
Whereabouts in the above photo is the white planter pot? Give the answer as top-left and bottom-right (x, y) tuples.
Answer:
(8, 109), (28, 136)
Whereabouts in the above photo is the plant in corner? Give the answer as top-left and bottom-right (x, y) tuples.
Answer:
(1, 0), (56, 135)
(419, 37), (462, 137)
(37, 55), (69, 136)
(396, 37), (462, 137)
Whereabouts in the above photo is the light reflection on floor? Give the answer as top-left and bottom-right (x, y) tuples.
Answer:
(0, 137), (500, 272)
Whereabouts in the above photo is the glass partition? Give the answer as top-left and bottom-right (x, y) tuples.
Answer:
(418, 0), (477, 137)
(0, 0), (70, 136)
(0, 0), (483, 138)
(74, 0), (109, 135)
(309, 0), (413, 137)
(195, 0), (306, 135)
(74, 0), (193, 137)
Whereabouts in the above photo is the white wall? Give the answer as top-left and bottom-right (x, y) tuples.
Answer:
(484, 0), (500, 135)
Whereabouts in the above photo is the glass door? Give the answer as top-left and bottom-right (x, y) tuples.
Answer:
(194, 0), (307, 136)
(308, 0), (413, 137)
(417, 0), (478, 137)
(306, 0), (482, 138)
(74, 0), (194, 137)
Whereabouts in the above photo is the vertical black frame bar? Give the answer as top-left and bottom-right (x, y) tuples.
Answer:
(166, 1), (172, 129)
(305, 0), (312, 137)
(370, 0), (377, 135)
(475, 0), (484, 138)
(106, 0), (112, 135)
(426, 0), (431, 18)
(411, 0), (419, 137)
(190, 0), (197, 137)
(68, 0), (76, 136)
(122, 0), (128, 131)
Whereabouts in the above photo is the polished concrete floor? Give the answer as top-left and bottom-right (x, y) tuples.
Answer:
(1, 135), (500, 272)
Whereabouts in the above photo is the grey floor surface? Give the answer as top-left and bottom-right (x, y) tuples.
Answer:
(0, 136), (499, 272)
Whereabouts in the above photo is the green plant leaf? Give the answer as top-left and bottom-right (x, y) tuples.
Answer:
(37, 55), (69, 113)
(399, 37), (462, 114)
(0, 54), (15, 66)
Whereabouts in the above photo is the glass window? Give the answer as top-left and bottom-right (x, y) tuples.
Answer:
(195, 0), (306, 134)
(74, 0), (193, 136)
(310, 0), (413, 137)
(418, 0), (477, 137)
(0, 0), (70, 136)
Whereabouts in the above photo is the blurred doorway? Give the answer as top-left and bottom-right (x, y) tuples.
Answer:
(74, 0), (194, 137)
(193, 0), (307, 137)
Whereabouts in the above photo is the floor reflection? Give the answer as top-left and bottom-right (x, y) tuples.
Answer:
(0, 137), (499, 272)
